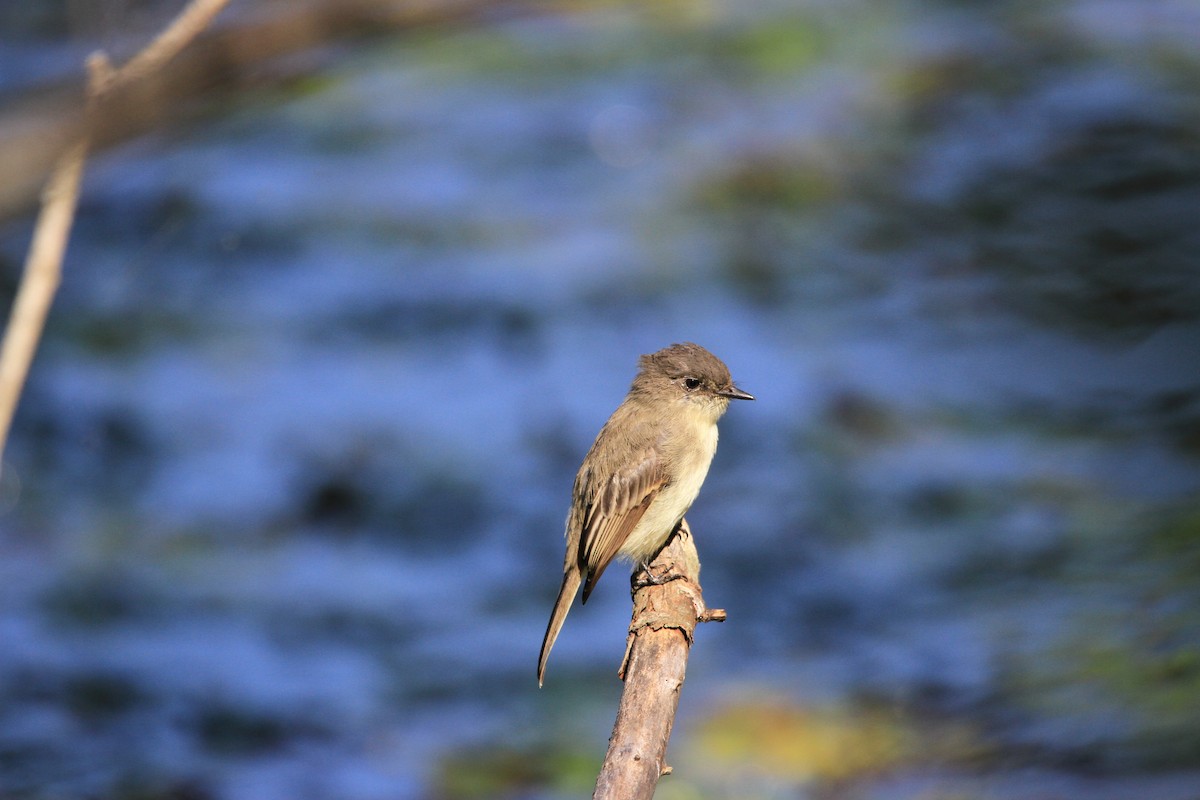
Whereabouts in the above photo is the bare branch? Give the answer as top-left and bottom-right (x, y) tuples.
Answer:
(593, 520), (725, 800)
(0, 141), (88, 454)
(96, 0), (234, 96)
(0, 0), (233, 464)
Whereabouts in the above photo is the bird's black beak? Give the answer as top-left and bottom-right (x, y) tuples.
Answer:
(719, 385), (755, 401)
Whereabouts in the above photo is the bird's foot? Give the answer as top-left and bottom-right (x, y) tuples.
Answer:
(632, 562), (686, 590)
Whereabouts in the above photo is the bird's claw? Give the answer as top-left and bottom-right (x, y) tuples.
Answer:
(631, 564), (686, 590)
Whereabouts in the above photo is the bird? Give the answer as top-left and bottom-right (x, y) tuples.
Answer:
(537, 342), (753, 686)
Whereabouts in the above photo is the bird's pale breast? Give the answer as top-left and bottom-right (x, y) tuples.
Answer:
(618, 415), (719, 562)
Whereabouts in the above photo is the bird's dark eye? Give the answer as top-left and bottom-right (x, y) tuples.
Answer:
(684, 377), (701, 390)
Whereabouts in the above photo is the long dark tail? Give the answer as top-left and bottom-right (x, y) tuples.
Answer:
(537, 567), (583, 687)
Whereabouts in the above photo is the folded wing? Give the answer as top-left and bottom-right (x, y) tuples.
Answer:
(579, 449), (666, 602)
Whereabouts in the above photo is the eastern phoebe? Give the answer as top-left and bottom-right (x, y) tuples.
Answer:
(537, 342), (753, 686)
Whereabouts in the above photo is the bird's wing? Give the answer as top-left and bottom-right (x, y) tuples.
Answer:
(578, 448), (667, 602)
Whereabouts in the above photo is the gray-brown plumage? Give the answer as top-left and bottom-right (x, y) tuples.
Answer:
(537, 343), (753, 686)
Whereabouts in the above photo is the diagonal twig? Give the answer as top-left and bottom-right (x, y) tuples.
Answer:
(0, 0), (233, 465)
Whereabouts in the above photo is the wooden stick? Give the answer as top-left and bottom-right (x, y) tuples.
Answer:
(0, 0), (535, 219)
(0, 0), (232, 463)
(0, 139), (87, 455)
(593, 519), (725, 800)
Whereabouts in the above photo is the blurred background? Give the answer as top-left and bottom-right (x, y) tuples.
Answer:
(1, 0), (1199, 798)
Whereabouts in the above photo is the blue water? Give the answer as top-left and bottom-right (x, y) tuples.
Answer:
(2, 1), (1199, 798)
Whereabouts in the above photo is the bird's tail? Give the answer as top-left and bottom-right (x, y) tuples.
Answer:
(537, 568), (583, 687)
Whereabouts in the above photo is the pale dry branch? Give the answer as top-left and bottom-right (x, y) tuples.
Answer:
(0, 0), (536, 219)
(0, 141), (88, 455)
(105, 0), (234, 93)
(593, 519), (725, 800)
(0, 0), (233, 464)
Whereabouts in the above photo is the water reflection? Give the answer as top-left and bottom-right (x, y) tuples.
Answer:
(1, 1), (1198, 798)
